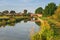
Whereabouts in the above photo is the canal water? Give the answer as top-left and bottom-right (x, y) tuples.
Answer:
(0, 21), (39, 40)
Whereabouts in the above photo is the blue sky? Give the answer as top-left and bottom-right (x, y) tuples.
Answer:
(0, 0), (60, 13)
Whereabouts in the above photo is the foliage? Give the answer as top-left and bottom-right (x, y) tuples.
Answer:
(23, 9), (28, 16)
(35, 7), (43, 14)
(43, 2), (57, 17)
(52, 5), (60, 21)
(10, 10), (16, 14)
(32, 19), (54, 40)
(32, 4), (60, 40)
(2, 10), (9, 15)
(24, 9), (27, 14)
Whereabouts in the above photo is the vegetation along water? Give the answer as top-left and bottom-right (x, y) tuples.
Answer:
(0, 2), (60, 40)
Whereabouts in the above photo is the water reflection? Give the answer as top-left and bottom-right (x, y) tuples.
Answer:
(0, 19), (31, 27)
(0, 21), (39, 40)
(0, 19), (39, 40)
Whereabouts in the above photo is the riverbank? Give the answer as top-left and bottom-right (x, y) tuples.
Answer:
(31, 16), (60, 40)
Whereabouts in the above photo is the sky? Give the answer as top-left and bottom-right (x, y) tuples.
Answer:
(0, 0), (60, 13)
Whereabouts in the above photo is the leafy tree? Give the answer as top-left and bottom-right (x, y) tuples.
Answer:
(44, 2), (57, 17)
(23, 9), (27, 16)
(0, 12), (2, 15)
(35, 7), (43, 26)
(43, 6), (49, 16)
(24, 9), (27, 14)
(2, 10), (9, 15)
(10, 10), (16, 15)
(35, 7), (43, 14)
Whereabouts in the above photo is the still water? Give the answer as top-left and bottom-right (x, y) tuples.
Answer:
(0, 21), (39, 40)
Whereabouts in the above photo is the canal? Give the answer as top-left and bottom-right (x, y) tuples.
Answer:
(0, 21), (39, 40)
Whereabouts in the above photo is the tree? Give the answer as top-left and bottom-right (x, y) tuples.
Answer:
(2, 10), (9, 15)
(43, 6), (49, 16)
(35, 7), (43, 26)
(35, 7), (43, 14)
(10, 10), (16, 15)
(23, 9), (27, 16)
(0, 12), (2, 15)
(44, 2), (57, 17)
(24, 9), (27, 14)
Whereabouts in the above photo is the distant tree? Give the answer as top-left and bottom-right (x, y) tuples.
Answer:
(10, 10), (16, 15)
(2, 10), (9, 14)
(24, 9), (27, 14)
(0, 12), (1, 13)
(35, 7), (43, 14)
(0, 12), (2, 15)
(43, 2), (57, 17)
(23, 9), (27, 16)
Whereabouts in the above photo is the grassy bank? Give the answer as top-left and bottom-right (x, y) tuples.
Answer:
(31, 16), (60, 40)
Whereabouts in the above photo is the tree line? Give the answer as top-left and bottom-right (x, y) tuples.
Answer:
(0, 2), (60, 18)
(35, 2), (58, 17)
(0, 10), (16, 15)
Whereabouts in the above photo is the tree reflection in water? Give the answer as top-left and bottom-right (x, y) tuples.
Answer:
(0, 18), (31, 27)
